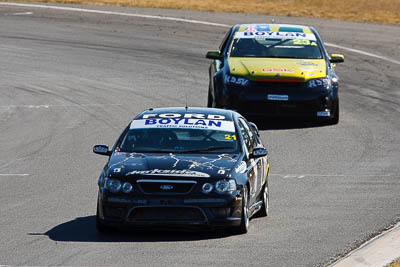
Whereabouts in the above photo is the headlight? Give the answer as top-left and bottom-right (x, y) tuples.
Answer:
(225, 75), (249, 86)
(215, 179), (237, 194)
(105, 178), (122, 193)
(202, 183), (213, 194)
(122, 182), (133, 194)
(306, 78), (331, 89)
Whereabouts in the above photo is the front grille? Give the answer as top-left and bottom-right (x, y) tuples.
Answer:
(254, 81), (305, 89)
(127, 207), (206, 222)
(137, 179), (197, 195)
(211, 207), (231, 218)
(243, 100), (318, 116)
(103, 207), (124, 219)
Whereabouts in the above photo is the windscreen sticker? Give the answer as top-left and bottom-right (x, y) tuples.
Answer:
(234, 31), (316, 41)
(126, 169), (210, 177)
(267, 94), (289, 101)
(130, 119), (235, 132)
(142, 113), (226, 120)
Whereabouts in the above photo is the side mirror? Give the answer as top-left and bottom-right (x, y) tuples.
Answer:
(250, 147), (268, 159)
(93, 144), (111, 156)
(248, 122), (260, 137)
(206, 50), (222, 60)
(330, 54), (344, 63)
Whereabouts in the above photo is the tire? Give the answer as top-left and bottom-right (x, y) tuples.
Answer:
(256, 183), (269, 217)
(207, 88), (213, 108)
(233, 186), (250, 234)
(328, 100), (339, 125)
(208, 86), (222, 108)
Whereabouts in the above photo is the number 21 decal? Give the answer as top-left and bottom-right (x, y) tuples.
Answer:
(225, 134), (237, 140)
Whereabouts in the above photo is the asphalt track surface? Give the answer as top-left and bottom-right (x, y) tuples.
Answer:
(0, 3), (399, 266)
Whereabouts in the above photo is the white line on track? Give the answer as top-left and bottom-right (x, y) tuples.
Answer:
(11, 11), (33, 16)
(325, 42), (400, 65)
(0, 2), (399, 65)
(270, 173), (396, 178)
(0, 174), (29, 176)
(0, 103), (123, 108)
(0, 2), (229, 27)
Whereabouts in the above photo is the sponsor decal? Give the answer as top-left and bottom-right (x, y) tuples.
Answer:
(301, 67), (319, 71)
(130, 118), (235, 132)
(267, 94), (289, 101)
(225, 75), (249, 86)
(235, 31), (316, 41)
(245, 25), (256, 32)
(235, 161), (247, 174)
(262, 68), (294, 73)
(126, 169), (210, 177)
(297, 61), (319, 66)
(113, 168), (121, 173)
(142, 113), (226, 120)
(307, 79), (330, 88)
(160, 185), (174, 190)
(317, 111), (331, 117)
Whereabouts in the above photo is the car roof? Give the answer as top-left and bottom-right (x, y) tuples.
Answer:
(134, 107), (237, 121)
(234, 23), (314, 34)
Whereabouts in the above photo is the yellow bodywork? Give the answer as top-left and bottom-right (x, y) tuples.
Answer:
(228, 57), (326, 82)
(228, 24), (328, 82)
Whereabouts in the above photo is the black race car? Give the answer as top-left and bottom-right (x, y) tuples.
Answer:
(93, 107), (269, 234)
(206, 24), (344, 124)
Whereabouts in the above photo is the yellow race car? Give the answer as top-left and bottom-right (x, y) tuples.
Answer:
(206, 24), (344, 124)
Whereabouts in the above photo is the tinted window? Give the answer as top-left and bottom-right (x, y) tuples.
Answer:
(230, 34), (322, 59)
(238, 118), (253, 153)
(219, 27), (233, 53)
(118, 128), (239, 154)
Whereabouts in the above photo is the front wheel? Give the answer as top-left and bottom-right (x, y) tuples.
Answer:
(207, 88), (213, 107)
(207, 87), (222, 108)
(256, 183), (269, 217)
(328, 100), (339, 125)
(232, 186), (249, 234)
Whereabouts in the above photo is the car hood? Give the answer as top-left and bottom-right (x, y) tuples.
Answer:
(228, 57), (326, 82)
(107, 152), (239, 179)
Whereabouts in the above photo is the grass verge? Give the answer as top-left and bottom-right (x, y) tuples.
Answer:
(2, 0), (400, 25)
(388, 258), (400, 267)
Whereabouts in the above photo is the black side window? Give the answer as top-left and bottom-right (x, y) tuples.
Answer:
(219, 27), (233, 54)
(238, 118), (253, 153)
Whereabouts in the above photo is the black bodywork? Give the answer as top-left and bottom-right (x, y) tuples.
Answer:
(206, 24), (343, 124)
(94, 107), (269, 234)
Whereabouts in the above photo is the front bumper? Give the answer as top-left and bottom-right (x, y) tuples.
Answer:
(97, 191), (243, 229)
(221, 83), (338, 118)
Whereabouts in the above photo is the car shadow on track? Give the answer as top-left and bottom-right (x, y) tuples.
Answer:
(246, 116), (334, 130)
(29, 216), (234, 242)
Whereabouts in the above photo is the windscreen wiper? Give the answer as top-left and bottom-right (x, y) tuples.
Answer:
(265, 38), (293, 50)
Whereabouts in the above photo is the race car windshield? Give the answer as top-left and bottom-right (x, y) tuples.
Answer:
(118, 128), (240, 154)
(229, 36), (323, 59)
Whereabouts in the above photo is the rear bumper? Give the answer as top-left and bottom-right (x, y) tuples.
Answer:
(97, 191), (243, 229)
